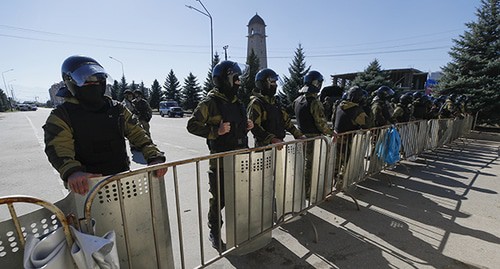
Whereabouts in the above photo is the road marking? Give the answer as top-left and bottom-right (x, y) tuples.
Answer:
(26, 115), (68, 196)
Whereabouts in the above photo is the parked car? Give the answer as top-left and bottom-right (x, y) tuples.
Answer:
(167, 107), (184, 118)
(16, 104), (31, 111)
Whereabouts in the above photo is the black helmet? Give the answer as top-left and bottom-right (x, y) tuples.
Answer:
(375, 86), (395, 100)
(255, 68), (279, 90)
(61, 55), (108, 95)
(449, 93), (458, 102)
(124, 89), (133, 94)
(134, 89), (143, 96)
(457, 95), (468, 103)
(346, 86), (364, 103)
(399, 93), (413, 105)
(303, 70), (323, 89)
(412, 91), (424, 100)
(212, 60), (243, 88)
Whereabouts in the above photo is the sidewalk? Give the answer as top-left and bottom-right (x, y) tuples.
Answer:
(212, 137), (500, 268)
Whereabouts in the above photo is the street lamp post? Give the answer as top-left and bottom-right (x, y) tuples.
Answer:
(2, 69), (14, 110)
(223, 45), (229, 60)
(2, 69), (14, 94)
(186, 0), (213, 64)
(109, 56), (124, 78)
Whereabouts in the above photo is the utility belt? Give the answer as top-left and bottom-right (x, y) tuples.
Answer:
(208, 136), (248, 153)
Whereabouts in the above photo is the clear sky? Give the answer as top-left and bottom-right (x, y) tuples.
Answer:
(0, 0), (482, 102)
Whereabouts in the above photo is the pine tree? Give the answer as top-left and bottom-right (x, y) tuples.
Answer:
(149, 79), (162, 109)
(351, 59), (393, 93)
(181, 72), (202, 110)
(118, 75), (128, 101)
(438, 0), (500, 124)
(279, 44), (310, 112)
(111, 80), (120, 100)
(0, 89), (8, 112)
(239, 49), (260, 106)
(163, 69), (181, 103)
(138, 81), (149, 100)
(130, 81), (138, 93)
(202, 52), (220, 97)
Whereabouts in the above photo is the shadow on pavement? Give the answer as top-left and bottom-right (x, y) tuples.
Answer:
(225, 140), (498, 268)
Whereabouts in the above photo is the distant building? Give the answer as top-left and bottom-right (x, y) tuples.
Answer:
(331, 68), (428, 91)
(247, 13), (267, 69)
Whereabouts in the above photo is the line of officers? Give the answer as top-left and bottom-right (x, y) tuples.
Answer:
(185, 60), (471, 250)
(43, 55), (470, 251)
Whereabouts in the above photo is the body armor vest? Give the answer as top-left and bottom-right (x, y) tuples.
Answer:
(62, 102), (129, 175)
(295, 95), (320, 134)
(208, 96), (248, 152)
(258, 98), (286, 140)
(335, 105), (361, 134)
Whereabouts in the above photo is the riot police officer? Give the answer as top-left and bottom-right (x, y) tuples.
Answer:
(391, 93), (414, 123)
(248, 68), (304, 148)
(371, 86), (395, 127)
(293, 70), (333, 199)
(43, 55), (166, 195)
(186, 60), (253, 251)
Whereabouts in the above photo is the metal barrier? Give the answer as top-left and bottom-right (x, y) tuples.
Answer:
(0, 115), (474, 269)
(0, 195), (76, 268)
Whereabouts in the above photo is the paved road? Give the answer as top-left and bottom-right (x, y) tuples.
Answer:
(1, 109), (499, 268)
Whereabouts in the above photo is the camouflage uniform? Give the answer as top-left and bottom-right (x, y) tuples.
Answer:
(247, 91), (303, 147)
(333, 100), (370, 188)
(43, 96), (165, 183)
(371, 98), (393, 127)
(186, 88), (248, 234)
(133, 97), (153, 136)
(391, 103), (414, 123)
(439, 99), (458, 119)
(294, 88), (334, 198)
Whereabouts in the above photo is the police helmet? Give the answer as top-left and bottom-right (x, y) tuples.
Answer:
(375, 86), (395, 100)
(61, 55), (108, 95)
(212, 61), (243, 88)
(412, 91), (424, 100)
(399, 93), (413, 105)
(346, 86), (364, 103)
(255, 68), (279, 90)
(303, 70), (323, 90)
(449, 93), (458, 102)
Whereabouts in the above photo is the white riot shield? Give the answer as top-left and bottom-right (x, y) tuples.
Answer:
(224, 149), (274, 255)
(275, 143), (305, 222)
(81, 174), (174, 269)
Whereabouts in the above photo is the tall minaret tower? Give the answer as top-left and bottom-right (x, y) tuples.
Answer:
(247, 13), (267, 69)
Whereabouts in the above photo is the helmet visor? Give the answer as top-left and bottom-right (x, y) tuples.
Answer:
(70, 64), (108, 86)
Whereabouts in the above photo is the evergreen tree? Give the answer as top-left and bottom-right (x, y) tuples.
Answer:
(138, 81), (149, 100)
(351, 59), (393, 93)
(181, 72), (202, 110)
(118, 75), (128, 101)
(0, 89), (8, 112)
(110, 80), (120, 100)
(163, 69), (181, 103)
(149, 79), (162, 109)
(438, 0), (500, 124)
(202, 52), (220, 97)
(279, 44), (310, 112)
(130, 81), (138, 93)
(239, 49), (260, 106)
